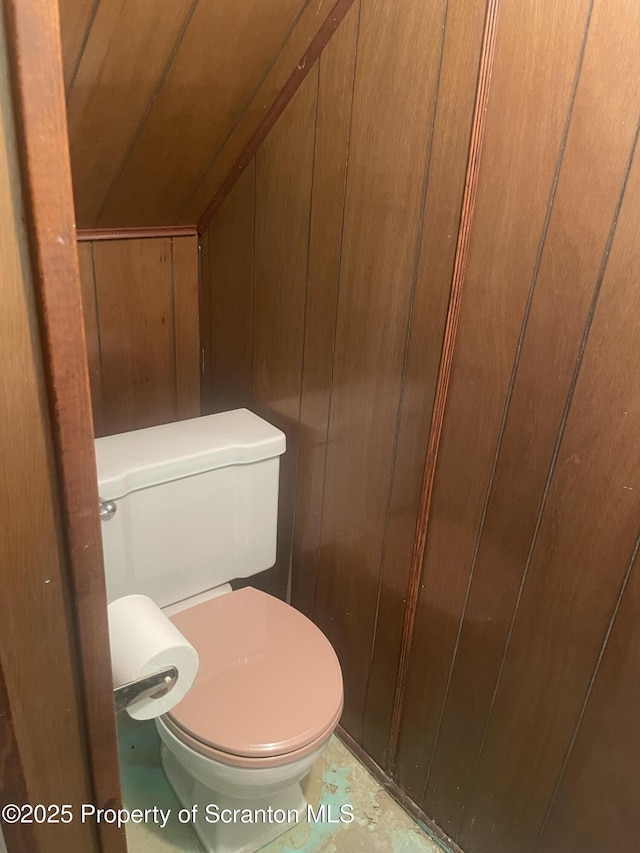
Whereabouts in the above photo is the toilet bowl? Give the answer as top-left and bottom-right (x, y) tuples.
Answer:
(155, 586), (343, 852)
(156, 587), (343, 853)
(95, 409), (344, 853)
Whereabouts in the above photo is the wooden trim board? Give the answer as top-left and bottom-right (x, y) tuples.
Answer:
(77, 225), (198, 242)
(2, 0), (126, 850)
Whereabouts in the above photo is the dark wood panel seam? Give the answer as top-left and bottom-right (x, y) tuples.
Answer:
(361, 0), (451, 746)
(211, 218), (219, 412)
(251, 158), (257, 408)
(386, 0), (501, 775)
(533, 530), (640, 851)
(289, 65), (321, 602)
(419, 0), (596, 806)
(89, 241), (106, 434)
(196, 237), (206, 406)
(197, 0), (359, 233)
(94, 0), (200, 225)
(458, 106), (636, 839)
(180, 0), (314, 225)
(64, 0), (101, 101)
(170, 238), (178, 420)
(310, 0), (362, 622)
(202, 218), (214, 411)
(207, 230), (213, 405)
(77, 226), (198, 241)
(336, 725), (464, 853)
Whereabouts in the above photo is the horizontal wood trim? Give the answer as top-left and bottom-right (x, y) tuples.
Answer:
(77, 225), (198, 242)
(336, 725), (465, 853)
(197, 0), (358, 233)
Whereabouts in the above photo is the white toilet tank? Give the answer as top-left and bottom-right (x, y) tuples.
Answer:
(95, 409), (286, 607)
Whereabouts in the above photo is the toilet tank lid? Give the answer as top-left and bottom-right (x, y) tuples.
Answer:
(95, 409), (286, 500)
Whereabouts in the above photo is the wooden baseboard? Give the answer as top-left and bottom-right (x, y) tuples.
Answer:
(76, 225), (198, 242)
(335, 725), (465, 853)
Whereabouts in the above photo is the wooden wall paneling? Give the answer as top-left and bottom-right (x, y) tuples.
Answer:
(98, 0), (309, 228)
(361, 0), (489, 770)
(460, 133), (640, 853)
(536, 546), (640, 853)
(421, 0), (640, 839)
(198, 224), (213, 414)
(57, 0), (96, 92)
(252, 70), (318, 599)
(78, 234), (201, 436)
(394, 0), (593, 802)
(203, 162), (256, 414)
(92, 237), (177, 434)
(172, 235), (201, 420)
(77, 241), (106, 436)
(1, 0), (124, 848)
(289, 1), (359, 618)
(66, 0), (194, 227)
(311, 0), (452, 744)
(185, 0), (348, 226)
(195, 0), (359, 236)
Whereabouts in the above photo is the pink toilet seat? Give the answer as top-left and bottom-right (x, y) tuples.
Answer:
(165, 587), (343, 769)
(161, 709), (342, 769)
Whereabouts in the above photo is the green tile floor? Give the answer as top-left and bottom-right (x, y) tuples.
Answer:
(117, 716), (450, 853)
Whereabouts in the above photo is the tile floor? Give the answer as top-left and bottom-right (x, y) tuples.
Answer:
(117, 716), (449, 853)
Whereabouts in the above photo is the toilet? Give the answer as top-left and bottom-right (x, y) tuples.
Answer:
(95, 408), (344, 853)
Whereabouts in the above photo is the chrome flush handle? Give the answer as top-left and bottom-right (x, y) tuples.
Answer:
(99, 498), (117, 521)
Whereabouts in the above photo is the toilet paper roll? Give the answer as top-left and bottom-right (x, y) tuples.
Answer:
(108, 594), (199, 720)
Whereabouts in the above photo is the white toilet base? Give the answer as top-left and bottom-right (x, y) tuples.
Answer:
(161, 744), (307, 853)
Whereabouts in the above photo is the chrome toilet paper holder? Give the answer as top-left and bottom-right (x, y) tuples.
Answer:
(113, 665), (178, 713)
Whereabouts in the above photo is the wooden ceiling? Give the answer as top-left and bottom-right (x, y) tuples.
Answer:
(59, 0), (338, 229)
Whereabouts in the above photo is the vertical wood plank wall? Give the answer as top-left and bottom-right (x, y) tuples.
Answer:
(78, 235), (200, 437)
(200, 0), (487, 764)
(395, 0), (640, 852)
(200, 0), (640, 850)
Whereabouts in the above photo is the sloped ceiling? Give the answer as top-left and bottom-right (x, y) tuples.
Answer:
(59, 0), (337, 229)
